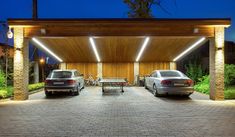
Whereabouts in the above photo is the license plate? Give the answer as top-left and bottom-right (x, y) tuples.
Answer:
(174, 83), (184, 86)
(54, 82), (64, 85)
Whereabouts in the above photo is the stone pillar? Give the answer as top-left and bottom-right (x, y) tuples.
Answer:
(209, 27), (225, 100)
(170, 62), (177, 70)
(59, 63), (67, 69)
(13, 27), (29, 100)
(97, 63), (102, 78)
(34, 61), (39, 83)
(134, 62), (139, 85)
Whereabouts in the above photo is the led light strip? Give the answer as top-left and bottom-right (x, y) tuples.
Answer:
(89, 37), (101, 62)
(136, 37), (150, 62)
(32, 37), (63, 62)
(173, 37), (206, 62)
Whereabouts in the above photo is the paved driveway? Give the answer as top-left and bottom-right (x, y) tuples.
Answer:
(0, 87), (235, 137)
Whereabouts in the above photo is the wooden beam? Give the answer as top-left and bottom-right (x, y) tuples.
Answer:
(7, 18), (230, 37)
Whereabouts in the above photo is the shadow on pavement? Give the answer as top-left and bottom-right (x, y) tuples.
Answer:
(102, 89), (123, 96)
(44, 92), (76, 99)
(157, 95), (193, 102)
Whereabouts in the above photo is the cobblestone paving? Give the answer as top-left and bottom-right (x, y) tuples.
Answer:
(0, 87), (235, 137)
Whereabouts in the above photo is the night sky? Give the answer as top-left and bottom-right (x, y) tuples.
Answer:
(0, 0), (235, 42)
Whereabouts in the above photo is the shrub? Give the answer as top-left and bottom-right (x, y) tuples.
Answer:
(185, 61), (204, 83)
(28, 82), (44, 92)
(194, 75), (210, 94)
(224, 64), (235, 87)
(0, 87), (13, 99)
(0, 69), (6, 88)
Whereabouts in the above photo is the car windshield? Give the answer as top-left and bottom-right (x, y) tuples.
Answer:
(160, 71), (181, 77)
(50, 71), (72, 78)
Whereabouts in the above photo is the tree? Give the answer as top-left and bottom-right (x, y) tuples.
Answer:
(124, 0), (175, 18)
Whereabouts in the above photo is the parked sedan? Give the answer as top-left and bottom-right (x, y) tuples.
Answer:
(44, 69), (84, 96)
(145, 70), (194, 97)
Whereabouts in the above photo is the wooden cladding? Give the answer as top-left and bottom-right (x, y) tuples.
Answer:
(66, 62), (173, 84)
(102, 63), (134, 84)
(139, 62), (170, 76)
(67, 63), (97, 79)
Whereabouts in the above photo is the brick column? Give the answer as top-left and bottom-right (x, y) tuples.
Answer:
(209, 27), (225, 100)
(13, 27), (29, 100)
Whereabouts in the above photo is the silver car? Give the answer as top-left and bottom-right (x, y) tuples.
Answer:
(145, 70), (194, 97)
(45, 69), (84, 96)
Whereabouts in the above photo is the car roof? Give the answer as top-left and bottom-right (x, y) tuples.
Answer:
(153, 70), (180, 73)
(52, 69), (77, 72)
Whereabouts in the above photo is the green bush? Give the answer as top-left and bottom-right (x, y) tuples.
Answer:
(0, 83), (44, 99)
(194, 75), (210, 94)
(28, 82), (45, 92)
(0, 87), (13, 99)
(185, 61), (204, 83)
(0, 69), (6, 88)
(224, 64), (235, 87)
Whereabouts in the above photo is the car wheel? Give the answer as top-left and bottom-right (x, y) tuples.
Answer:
(45, 91), (52, 97)
(153, 84), (162, 97)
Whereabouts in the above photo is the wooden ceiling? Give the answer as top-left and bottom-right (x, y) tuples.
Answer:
(35, 36), (202, 63)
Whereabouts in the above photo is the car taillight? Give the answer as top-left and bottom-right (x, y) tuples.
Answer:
(67, 80), (76, 85)
(185, 80), (193, 86)
(161, 80), (172, 86)
(45, 80), (52, 85)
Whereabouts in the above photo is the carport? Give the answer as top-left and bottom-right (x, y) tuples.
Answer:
(8, 18), (231, 100)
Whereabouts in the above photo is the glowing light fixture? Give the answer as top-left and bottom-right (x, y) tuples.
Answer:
(7, 27), (13, 39)
(32, 37), (63, 62)
(136, 37), (150, 62)
(40, 58), (45, 64)
(89, 37), (100, 62)
(173, 37), (206, 62)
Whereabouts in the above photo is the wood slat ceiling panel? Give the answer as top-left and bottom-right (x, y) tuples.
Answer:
(35, 36), (201, 62)
(37, 37), (96, 62)
(140, 37), (200, 62)
(95, 36), (144, 62)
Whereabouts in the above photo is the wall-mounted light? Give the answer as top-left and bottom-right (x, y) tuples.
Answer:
(32, 37), (63, 62)
(40, 28), (46, 35)
(136, 37), (150, 62)
(173, 37), (206, 62)
(89, 37), (101, 62)
(15, 47), (21, 51)
(7, 27), (13, 39)
(194, 28), (199, 34)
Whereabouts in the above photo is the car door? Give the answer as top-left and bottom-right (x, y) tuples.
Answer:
(147, 72), (155, 88)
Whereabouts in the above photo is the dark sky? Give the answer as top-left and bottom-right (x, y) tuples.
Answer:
(0, 0), (235, 42)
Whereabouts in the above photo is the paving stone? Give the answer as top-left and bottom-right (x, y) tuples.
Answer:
(0, 87), (234, 137)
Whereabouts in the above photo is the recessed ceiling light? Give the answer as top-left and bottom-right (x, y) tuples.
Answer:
(136, 37), (150, 62)
(32, 37), (63, 62)
(173, 37), (206, 62)
(89, 37), (101, 62)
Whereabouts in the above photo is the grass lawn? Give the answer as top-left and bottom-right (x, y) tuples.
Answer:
(0, 83), (44, 99)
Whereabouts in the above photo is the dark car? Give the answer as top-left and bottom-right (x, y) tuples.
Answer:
(44, 69), (84, 96)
